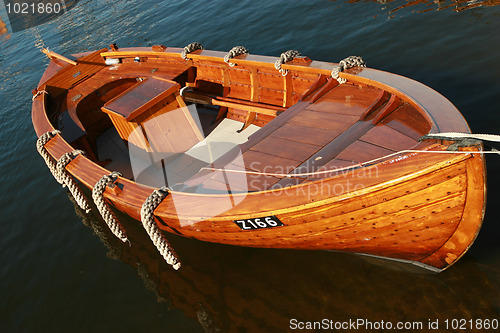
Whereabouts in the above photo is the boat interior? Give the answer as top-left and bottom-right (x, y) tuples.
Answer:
(41, 49), (434, 194)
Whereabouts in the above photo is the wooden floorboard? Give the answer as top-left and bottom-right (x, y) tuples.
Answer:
(250, 136), (322, 162)
(288, 110), (359, 130)
(359, 124), (418, 151)
(269, 123), (335, 146)
(335, 140), (396, 163)
(306, 83), (383, 117)
(381, 103), (431, 140)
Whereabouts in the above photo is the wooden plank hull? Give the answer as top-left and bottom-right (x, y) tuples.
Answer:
(32, 46), (486, 271)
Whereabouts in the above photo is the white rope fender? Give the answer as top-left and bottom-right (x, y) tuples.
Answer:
(56, 150), (92, 213)
(36, 130), (63, 184)
(92, 172), (129, 243)
(140, 187), (181, 270)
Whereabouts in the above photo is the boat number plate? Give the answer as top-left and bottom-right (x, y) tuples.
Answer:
(233, 216), (284, 230)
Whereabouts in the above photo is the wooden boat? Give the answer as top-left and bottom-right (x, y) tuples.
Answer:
(32, 44), (486, 272)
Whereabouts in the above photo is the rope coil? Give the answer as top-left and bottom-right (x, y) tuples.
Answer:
(181, 42), (204, 60)
(224, 46), (249, 67)
(331, 56), (366, 84)
(275, 50), (302, 76)
(56, 150), (91, 213)
(140, 187), (181, 270)
(92, 171), (129, 243)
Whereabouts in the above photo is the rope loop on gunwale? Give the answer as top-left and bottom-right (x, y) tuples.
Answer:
(224, 46), (249, 67)
(36, 130), (63, 184)
(181, 42), (204, 60)
(56, 150), (91, 213)
(140, 186), (181, 270)
(92, 171), (129, 244)
(331, 56), (366, 84)
(275, 50), (302, 76)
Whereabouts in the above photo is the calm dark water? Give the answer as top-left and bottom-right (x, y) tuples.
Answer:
(1, 0), (500, 332)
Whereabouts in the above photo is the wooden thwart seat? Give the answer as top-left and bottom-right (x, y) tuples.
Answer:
(102, 77), (204, 154)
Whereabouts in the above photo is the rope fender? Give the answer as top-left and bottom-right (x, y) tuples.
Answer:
(181, 42), (204, 60)
(56, 150), (92, 213)
(331, 56), (366, 84)
(275, 50), (302, 76)
(140, 187), (181, 270)
(92, 171), (129, 243)
(36, 130), (63, 184)
(224, 46), (249, 67)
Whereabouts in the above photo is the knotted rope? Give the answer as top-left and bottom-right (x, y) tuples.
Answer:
(56, 150), (91, 213)
(92, 171), (129, 244)
(140, 187), (181, 270)
(331, 56), (366, 84)
(36, 130), (63, 184)
(224, 46), (249, 67)
(181, 42), (204, 60)
(275, 50), (302, 76)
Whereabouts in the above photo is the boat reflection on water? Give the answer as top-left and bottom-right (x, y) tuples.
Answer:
(68, 194), (499, 332)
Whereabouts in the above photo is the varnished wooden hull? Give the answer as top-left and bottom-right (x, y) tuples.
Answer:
(32, 46), (486, 271)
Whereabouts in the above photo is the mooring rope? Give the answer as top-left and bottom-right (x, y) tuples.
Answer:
(274, 50), (302, 76)
(181, 42), (204, 60)
(56, 150), (92, 213)
(224, 46), (249, 67)
(36, 130), (63, 184)
(421, 132), (500, 142)
(32, 89), (48, 101)
(92, 171), (129, 244)
(331, 56), (366, 84)
(140, 187), (181, 270)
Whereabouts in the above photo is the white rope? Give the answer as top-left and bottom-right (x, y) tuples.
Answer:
(32, 90), (48, 101)
(140, 187), (181, 270)
(423, 132), (500, 142)
(92, 171), (129, 244)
